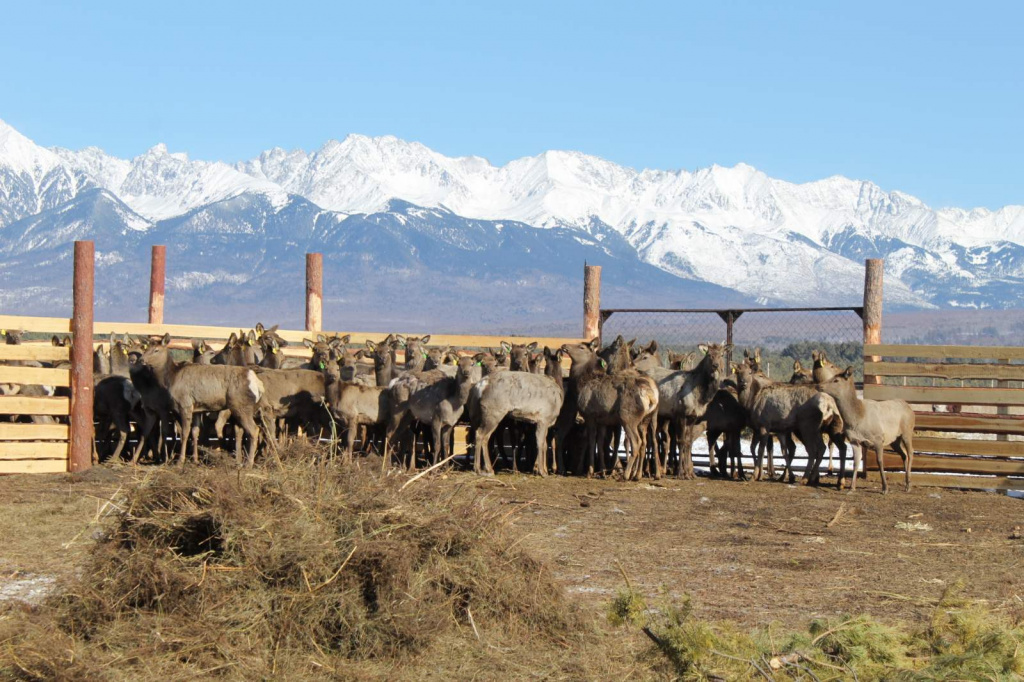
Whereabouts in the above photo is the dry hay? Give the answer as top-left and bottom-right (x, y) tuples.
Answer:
(0, 445), (617, 681)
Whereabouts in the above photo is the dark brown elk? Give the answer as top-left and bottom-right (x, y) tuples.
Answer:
(704, 381), (747, 479)
(561, 340), (658, 480)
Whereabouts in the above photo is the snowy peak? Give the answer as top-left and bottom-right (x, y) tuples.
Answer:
(57, 140), (289, 220)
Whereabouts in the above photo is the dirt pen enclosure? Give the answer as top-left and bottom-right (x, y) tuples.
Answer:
(1, 245), (1023, 679)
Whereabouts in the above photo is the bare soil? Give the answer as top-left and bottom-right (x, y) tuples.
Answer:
(2, 466), (1022, 633)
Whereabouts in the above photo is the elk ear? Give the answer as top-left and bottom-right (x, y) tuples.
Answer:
(247, 331), (256, 345)
(811, 350), (820, 362)
(527, 341), (538, 351)
(51, 335), (61, 346)
(339, 334), (351, 345)
(821, 351), (829, 362)
(587, 338), (601, 351)
(161, 333), (172, 346)
(754, 347), (761, 360)
(256, 323), (264, 334)
(500, 341), (512, 353)
(365, 340), (377, 351)
(395, 334), (407, 347)
(96, 344), (105, 354)
(842, 367), (854, 379)
(724, 344), (734, 355)
(793, 360), (802, 371)
(316, 334), (327, 343)
(698, 344), (709, 355)
(191, 338), (202, 351)
(648, 340), (659, 353)
(303, 339), (315, 350)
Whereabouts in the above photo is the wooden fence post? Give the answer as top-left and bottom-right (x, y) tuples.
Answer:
(69, 240), (94, 473)
(306, 252), (323, 333)
(148, 244), (166, 325)
(583, 264), (602, 342)
(863, 259), (884, 385)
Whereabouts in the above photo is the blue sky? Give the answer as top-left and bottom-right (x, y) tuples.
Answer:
(2, 1), (1021, 209)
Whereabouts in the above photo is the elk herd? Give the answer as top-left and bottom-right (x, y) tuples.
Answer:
(0, 327), (916, 493)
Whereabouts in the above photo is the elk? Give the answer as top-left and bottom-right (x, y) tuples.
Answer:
(639, 343), (729, 479)
(813, 355), (915, 493)
(191, 338), (217, 365)
(789, 357), (843, 477)
(560, 340), (658, 480)
(470, 351), (565, 476)
(93, 375), (143, 463)
(704, 381), (747, 479)
(364, 335), (402, 386)
(325, 375), (390, 461)
(253, 367), (330, 444)
(398, 334), (431, 371)
(733, 362), (844, 486)
(140, 334), (271, 467)
(386, 352), (478, 470)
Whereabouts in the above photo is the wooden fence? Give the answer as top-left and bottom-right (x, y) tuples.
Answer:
(863, 343), (1024, 490)
(0, 341), (72, 474)
(0, 313), (585, 474)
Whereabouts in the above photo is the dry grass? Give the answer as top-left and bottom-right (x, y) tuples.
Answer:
(0, 445), (628, 681)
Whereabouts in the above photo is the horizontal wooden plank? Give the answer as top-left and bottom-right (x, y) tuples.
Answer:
(861, 470), (1024, 491)
(914, 411), (1024, 435)
(911, 437), (1024, 458)
(865, 343), (1024, 361)
(0, 423), (69, 440)
(0, 315), (71, 334)
(0, 442), (69, 459)
(863, 384), (1024, 407)
(0, 365), (71, 387)
(875, 451), (1024, 475)
(0, 459), (68, 474)
(0, 395), (70, 416)
(1, 315), (585, 354)
(0, 344), (69, 362)
(864, 361), (1024, 382)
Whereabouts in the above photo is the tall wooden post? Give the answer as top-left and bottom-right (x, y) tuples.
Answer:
(862, 259), (884, 385)
(306, 252), (323, 333)
(148, 245), (166, 325)
(583, 264), (602, 342)
(69, 241), (94, 473)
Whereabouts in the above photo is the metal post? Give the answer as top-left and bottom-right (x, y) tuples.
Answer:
(716, 310), (742, 368)
(148, 245), (166, 325)
(69, 241), (94, 473)
(862, 259), (884, 385)
(583, 264), (602, 342)
(306, 253), (323, 333)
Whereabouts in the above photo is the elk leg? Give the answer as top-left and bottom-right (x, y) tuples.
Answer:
(533, 423), (549, 477)
(894, 434), (913, 492)
(235, 411), (260, 468)
(176, 405), (193, 466)
(834, 435), (847, 490)
(874, 441), (888, 493)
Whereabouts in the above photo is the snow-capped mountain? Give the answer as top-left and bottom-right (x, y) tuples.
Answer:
(1, 117), (1023, 325)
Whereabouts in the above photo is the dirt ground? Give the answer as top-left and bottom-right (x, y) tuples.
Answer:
(2, 466), (1022, 633)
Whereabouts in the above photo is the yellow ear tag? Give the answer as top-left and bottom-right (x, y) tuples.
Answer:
(272, 348), (278, 355)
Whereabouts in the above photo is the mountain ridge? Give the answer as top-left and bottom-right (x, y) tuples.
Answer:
(1, 118), (1023, 315)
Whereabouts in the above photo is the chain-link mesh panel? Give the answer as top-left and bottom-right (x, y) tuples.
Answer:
(600, 311), (726, 357)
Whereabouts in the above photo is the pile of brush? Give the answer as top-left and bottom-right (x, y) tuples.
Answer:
(0, 446), (609, 680)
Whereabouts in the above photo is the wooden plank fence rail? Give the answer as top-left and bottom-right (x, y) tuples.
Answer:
(0, 315), (584, 352)
(0, 337), (72, 474)
(863, 343), (1024, 490)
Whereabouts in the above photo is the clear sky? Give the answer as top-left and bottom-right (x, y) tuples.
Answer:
(1, 1), (1021, 209)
